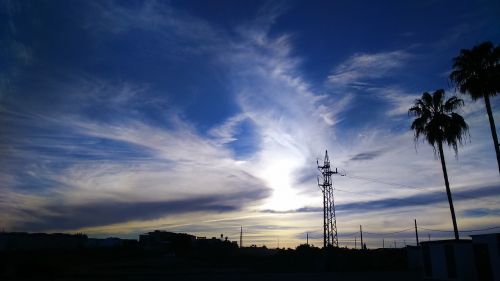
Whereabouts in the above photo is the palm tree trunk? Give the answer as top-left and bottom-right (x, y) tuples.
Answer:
(438, 141), (459, 240)
(484, 94), (500, 173)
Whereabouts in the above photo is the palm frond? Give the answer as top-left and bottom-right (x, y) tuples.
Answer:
(409, 90), (469, 156)
(450, 41), (499, 100)
(444, 96), (465, 112)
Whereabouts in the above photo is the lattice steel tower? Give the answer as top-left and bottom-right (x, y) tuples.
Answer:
(317, 150), (340, 248)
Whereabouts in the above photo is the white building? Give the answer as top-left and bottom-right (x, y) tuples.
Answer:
(420, 239), (476, 281)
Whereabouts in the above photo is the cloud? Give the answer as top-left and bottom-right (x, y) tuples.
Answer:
(195, 6), (355, 212)
(208, 114), (249, 145)
(337, 184), (500, 213)
(82, 0), (226, 56)
(462, 208), (500, 218)
(261, 207), (322, 214)
(260, 184), (499, 215)
(0, 100), (273, 231)
(13, 189), (270, 231)
(1, 0), (286, 233)
(327, 50), (412, 87)
(350, 149), (386, 161)
(376, 87), (421, 117)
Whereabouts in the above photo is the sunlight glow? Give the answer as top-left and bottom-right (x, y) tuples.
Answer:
(258, 155), (305, 211)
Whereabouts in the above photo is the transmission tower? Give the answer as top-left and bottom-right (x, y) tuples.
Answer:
(317, 150), (342, 248)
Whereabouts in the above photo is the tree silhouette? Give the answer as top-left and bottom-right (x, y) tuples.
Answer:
(409, 90), (468, 240)
(450, 41), (500, 173)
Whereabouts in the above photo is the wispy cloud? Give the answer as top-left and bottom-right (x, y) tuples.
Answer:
(85, 0), (221, 44)
(209, 113), (249, 145)
(1, 100), (272, 231)
(327, 50), (412, 87)
(379, 87), (421, 116)
(226, 40), (347, 210)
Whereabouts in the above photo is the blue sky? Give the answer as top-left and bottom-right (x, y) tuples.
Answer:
(1, 0), (499, 248)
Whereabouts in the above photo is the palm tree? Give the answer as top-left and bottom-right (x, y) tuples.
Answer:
(450, 41), (500, 173)
(409, 89), (468, 240)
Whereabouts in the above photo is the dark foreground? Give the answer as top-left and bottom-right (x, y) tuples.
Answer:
(1, 246), (423, 280)
(38, 271), (423, 281)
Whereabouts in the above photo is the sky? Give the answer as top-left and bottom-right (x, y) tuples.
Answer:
(1, 0), (499, 248)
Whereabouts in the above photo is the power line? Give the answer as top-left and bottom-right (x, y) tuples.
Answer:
(299, 225), (500, 241)
(345, 175), (426, 191)
(335, 188), (450, 209)
(338, 231), (359, 236)
(420, 226), (500, 233)
(344, 174), (499, 204)
(363, 228), (414, 236)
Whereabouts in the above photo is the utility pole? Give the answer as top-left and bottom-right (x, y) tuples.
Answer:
(306, 232), (309, 246)
(414, 219), (419, 246)
(360, 225), (363, 250)
(240, 226), (243, 248)
(354, 236), (357, 249)
(317, 150), (343, 248)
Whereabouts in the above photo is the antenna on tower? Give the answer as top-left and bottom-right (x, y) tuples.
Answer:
(317, 150), (343, 248)
(240, 226), (243, 248)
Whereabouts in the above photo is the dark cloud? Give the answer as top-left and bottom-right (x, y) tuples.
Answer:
(339, 184), (499, 213)
(349, 149), (385, 161)
(261, 184), (499, 215)
(261, 207), (322, 214)
(462, 208), (500, 218)
(15, 188), (271, 232)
